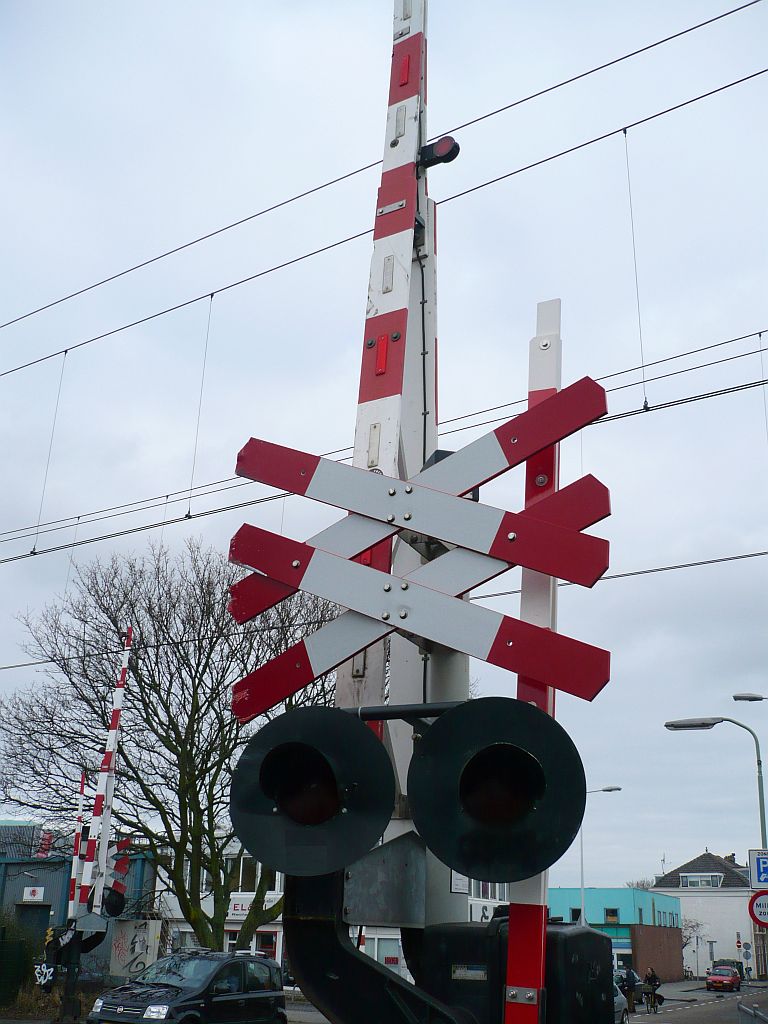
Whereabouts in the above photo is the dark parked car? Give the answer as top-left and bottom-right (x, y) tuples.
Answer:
(87, 950), (287, 1024)
(706, 966), (741, 992)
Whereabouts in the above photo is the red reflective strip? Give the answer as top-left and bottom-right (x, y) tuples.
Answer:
(237, 439), (320, 495)
(375, 334), (389, 376)
(488, 511), (608, 588)
(229, 573), (296, 624)
(503, 903), (546, 1024)
(398, 53), (410, 87)
(493, 377), (607, 468)
(92, 794), (105, 817)
(353, 537), (392, 573)
(69, 879), (76, 900)
(388, 33), (423, 105)
(524, 474), (610, 530)
(100, 751), (113, 771)
(487, 617), (610, 702)
(111, 880), (128, 894)
(232, 641), (315, 722)
(109, 709), (120, 729)
(358, 309), (408, 403)
(230, 525), (314, 588)
(373, 163), (417, 241)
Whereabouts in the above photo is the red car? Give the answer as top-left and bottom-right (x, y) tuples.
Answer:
(706, 966), (741, 992)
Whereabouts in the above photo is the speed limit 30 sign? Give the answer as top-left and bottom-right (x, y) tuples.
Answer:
(748, 890), (768, 927)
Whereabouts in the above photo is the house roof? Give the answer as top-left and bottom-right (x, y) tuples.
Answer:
(654, 851), (750, 889)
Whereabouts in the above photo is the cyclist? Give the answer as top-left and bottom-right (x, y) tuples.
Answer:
(644, 967), (660, 1013)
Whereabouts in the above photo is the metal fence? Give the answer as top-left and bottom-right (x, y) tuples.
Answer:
(738, 999), (768, 1021)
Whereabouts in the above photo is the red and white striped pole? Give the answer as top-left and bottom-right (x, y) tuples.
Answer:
(67, 770), (86, 920)
(504, 300), (563, 1024)
(77, 626), (132, 918)
(333, 0), (466, 926)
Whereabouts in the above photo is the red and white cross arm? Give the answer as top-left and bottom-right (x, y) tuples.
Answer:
(77, 627), (132, 916)
(231, 475), (610, 721)
(235, 439), (608, 588)
(230, 527), (610, 702)
(229, 377), (608, 624)
(106, 837), (131, 898)
(67, 771), (86, 920)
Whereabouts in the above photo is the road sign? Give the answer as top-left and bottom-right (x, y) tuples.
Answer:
(749, 849), (768, 888)
(737, 940), (742, 949)
(228, 381), (610, 720)
(748, 890), (768, 927)
(744, 942), (752, 951)
(744, 951), (753, 961)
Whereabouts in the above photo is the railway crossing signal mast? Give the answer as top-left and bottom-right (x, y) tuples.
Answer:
(228, 3), (614, 1022)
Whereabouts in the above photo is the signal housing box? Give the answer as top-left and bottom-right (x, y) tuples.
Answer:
(416, 918), (613, 1024)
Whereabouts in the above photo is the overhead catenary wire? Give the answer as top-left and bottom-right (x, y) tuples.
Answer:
(622, 128), (648, 405)
(0, 546), (765, 673)
(2, 68), (765, 383)
(32, 351), (68, 553)
(186, 295), (214, 517)
(1, 327), (765, 547)
(1, 0), (761, 335)
(2, 372), (767, 567)
(470, 547), (768, 603)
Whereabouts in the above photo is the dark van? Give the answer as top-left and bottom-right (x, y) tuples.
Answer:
(87, 950), (287, 1024)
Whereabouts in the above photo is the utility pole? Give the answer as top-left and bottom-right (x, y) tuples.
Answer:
(332, 0), (465, 926)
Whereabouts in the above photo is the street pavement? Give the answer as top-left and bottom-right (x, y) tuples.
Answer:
(285, 982), (768, 1023)
(628, 981), (767, 1023)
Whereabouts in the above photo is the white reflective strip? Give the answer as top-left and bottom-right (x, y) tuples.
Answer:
(307, 457), (503, 555)
(301, 551), (501, 661)
(305, 611), (390, 675)
(415, 430), (509, 493)
(301, 547), (507, 677)
(366, 230), (413, 318)
(352, 394), (402, 472)
(383, 95), (421, 173)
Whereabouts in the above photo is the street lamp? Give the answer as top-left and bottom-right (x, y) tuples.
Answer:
(580, 786), (622, 925)
(665, 717), (767, 846)
(734, 694), (766, 703)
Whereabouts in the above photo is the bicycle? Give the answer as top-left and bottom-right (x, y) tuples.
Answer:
(642, 984), (659, 1013)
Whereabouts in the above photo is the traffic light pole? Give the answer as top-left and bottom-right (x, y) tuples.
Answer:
(332, 0), (467, 927)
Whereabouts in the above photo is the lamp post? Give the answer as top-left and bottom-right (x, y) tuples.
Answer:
(665, 717), (767, 847)
(580, 786), (622, 925)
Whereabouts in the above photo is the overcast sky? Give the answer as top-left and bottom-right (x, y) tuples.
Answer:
(1, 1), (766, 890)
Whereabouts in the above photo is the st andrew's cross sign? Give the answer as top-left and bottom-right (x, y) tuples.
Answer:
(227, 376), (611, 721)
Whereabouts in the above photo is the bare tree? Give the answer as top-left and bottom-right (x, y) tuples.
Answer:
(0, 539), (336, 950)
(625, 878), (655, 890)
(681, 916), (705, 949)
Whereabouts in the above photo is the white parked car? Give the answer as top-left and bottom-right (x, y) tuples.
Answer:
(613, 983), (629, 1023)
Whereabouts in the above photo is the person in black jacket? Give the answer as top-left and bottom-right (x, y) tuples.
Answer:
(623, 967), (637, 1012)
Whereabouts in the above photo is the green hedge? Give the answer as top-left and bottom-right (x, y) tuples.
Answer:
(0, 912), (35, 1006)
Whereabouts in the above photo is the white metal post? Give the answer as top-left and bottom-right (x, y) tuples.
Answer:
(333, 0), (467, 927)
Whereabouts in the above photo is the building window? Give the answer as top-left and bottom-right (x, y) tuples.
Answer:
(604, 908), (619, 924)
(638, 908), (643, 925)
(570, 908), (581, 922)
(241, 857), (258, 891)
(471, 880), (482, 899)
(680, 873), (723, 888)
